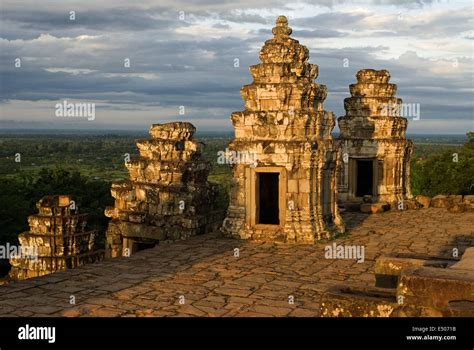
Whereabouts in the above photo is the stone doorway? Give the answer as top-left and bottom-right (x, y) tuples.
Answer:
(356, 159), (374, 197)
(322, 169), (333, 222)
(122, 238), (156, 256)
(257, 173), (280, 225)
(247, 166), (287, 230)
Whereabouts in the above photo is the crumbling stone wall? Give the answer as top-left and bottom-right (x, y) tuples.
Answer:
(9, 195), (103, 280)
(337, 69), (413, 205)
(222, 16), (344, 243)
(105, 122), (221, 257)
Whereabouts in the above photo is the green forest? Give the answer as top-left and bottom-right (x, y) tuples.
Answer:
(0, 132), (472, 275)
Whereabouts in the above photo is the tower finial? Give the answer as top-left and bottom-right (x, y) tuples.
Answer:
(272, 15), (292, 38)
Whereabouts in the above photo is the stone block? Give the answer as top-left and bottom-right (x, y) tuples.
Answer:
(431, 195), (452, 208)
(287, 179), (298, 193)
(397, 266), (474, 310)
(415, 195), (431, 208)
(360, 202), (390, 214)
(451, 247), (474, 270)
(375, 255), (454, 288)
(463, 195), (474, 204)
(320, 286), (397, 317)
(299, 179), (310, 193)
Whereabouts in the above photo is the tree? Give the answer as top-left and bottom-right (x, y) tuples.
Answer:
(411, 132), (474, 197)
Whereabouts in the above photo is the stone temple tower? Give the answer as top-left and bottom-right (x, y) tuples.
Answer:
(9, 195), (103, 280)
(221, 16), (344, 243)
(337, 69), (413, 205)
(105, 122), (221, 257)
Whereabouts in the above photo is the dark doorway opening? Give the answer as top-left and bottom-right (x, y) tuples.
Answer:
(356, 160), (373, 197)
(257, 172), (279, 225)
(134, 241), (156, 253)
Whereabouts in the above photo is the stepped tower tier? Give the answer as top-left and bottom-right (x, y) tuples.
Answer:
(221, 16), (345, 243)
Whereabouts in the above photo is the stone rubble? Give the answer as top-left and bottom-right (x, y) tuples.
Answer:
(321, 247), (474, 317)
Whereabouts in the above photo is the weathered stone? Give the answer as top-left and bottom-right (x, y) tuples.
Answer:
(447, 202), (468, 213)
(444, 196), (474, 213)
(415, 195), (431, 208)
(360, 202), (390, 214)
(8, 195), (103, 281)
(451, 247), (474, 270)
(463, 195), (474, 204)
(344, 202), (361, 212)
(149, 122), (195, 141)
(337, 69), (413, 207)
(105, 122), (223, 257)
(445, 301), (474, 317)
(430, 195), (451, 208)
(362, 195), (372, 203)
(448, 195), (463, 204)
(321, 246), (474, 317)
(402, 199), (421, 210)
(221, 16), (344, 243)
(397, 266), (474, 311)
(374, 255), (455, 288)
(320, 286), (397, 317)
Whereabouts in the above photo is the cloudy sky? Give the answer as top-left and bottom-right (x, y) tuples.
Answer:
(0, 0), (472, 134)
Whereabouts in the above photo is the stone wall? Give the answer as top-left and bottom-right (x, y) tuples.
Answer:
(105, 122), (222, 257)
(221, 16), (345, 243)
(9, 195), (103, 280)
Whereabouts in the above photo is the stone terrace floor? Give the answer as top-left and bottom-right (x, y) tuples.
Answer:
(0, 208), (473, 317)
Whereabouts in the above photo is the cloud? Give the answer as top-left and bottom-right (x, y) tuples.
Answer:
(0, 0), (472, 134)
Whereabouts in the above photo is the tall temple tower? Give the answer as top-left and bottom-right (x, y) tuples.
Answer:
(221, 16), (344, 243)
(337, 69), (413, 205)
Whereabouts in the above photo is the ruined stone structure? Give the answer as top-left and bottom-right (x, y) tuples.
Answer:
(105, 122), (221, 257)
(337, 69), (413, 205)
(221, 16), (344, 243)
(321, 248), (474, 317)
(9, 195), (103, 280)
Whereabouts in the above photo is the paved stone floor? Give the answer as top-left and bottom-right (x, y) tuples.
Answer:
(0, 208), (473, 317)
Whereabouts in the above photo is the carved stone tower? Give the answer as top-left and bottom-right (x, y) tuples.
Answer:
(105, 122), (221, 257)
(337, 69), (413, 205)
(222, 16), (344, 243)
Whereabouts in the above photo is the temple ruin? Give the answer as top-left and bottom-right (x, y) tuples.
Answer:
(105, 122), (221, 257)
(9, 195), (103, 280)
(321, 248), (474, 317)
(337, 69), (413, 206)
(221, 16), (344, 243)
